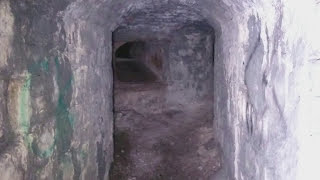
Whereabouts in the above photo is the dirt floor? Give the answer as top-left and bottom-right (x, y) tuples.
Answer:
(109, 86), (221, 180)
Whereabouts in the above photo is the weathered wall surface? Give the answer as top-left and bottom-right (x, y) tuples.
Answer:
(114, 23), (214, 111)
(0, 0), (14, 147)
(293, 1), (320, 180)
(167, 24), (214, 106)
(0, 0), (113, 179)
(230, 1), (320, 180)
(0, 0), (319, 180)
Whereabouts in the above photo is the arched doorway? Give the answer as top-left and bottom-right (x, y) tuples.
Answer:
(110, 5), (220, 179)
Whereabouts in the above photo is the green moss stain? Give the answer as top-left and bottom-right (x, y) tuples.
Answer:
(54, 57), (74, 157)
(39, 58), (49, 72)
(19, 57), (75, 161)
(80, 149), (88, 160)
(17, 56), (77, 179)
(19, 73), (33, 150)
(19, 74), (31, 134)
(28, 58), (50, 73)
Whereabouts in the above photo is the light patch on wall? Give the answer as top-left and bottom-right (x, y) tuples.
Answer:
(297, 59), (320, 180)
(0, 80), (4, 138)
(0, 0), (14, 68)
(7, 73), (33, 148)
(71, 65), (88, 106)
(18, 73), (33, 149)
(36, 128), (55, 158)
(61, 154), (75, 179)
(0, 161), (24, 180)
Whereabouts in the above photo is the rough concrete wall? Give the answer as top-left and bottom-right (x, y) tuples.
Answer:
(113, 24), (214, 113)
(0, 0), (14, 70)
(1, 0), (320, 180)
(0, 0), (14, 148)
(0, 0), (113, 179)
(240, 1), (319, 180)
(214, 1), (320, 180)
(290, 1), (320, 180)
(143, 41), (170, 82)
(62, 19), (114, 179)
(167, 25), (214, 105)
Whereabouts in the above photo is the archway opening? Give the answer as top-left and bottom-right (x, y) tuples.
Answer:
(114, 41), (159, 83)
(110, 4), (221, 179)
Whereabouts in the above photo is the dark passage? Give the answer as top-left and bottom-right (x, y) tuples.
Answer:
(110, 4), (221, 180)
(115, 42), (145, 58)
(115, 60), (158, 83)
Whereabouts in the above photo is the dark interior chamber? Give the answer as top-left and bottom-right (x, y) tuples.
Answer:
(110, 6), (219, 179)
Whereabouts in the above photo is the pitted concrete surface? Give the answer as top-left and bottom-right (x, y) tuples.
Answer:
(110, 98), (220, 180)
(1, 0), (319, 179)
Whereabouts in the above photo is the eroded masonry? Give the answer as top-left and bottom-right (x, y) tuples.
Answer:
(110, 7), (218, 179)
(0, 0), (320, 180)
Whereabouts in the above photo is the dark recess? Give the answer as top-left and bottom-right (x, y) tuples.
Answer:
(114, 41), (158, 83)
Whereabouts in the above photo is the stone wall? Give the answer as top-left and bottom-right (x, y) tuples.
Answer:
(113, 23), (214, 113)
(167, 24), (214, 106)
(0, 0), (319, 180)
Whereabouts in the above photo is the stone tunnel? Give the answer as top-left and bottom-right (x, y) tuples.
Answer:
(0, 0), (320, 180)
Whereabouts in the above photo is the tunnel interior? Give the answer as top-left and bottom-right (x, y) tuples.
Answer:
(114, 41), (159, 83)
(0, 0), (314, 179)
(110, 4), (221, 180)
